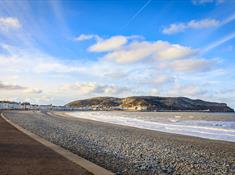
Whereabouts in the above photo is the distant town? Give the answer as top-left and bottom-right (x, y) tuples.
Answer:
(0, 100), (124, 111)
(0, 101), (79, 111)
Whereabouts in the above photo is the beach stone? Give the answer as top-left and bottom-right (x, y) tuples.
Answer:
(4, 111), (235, 175)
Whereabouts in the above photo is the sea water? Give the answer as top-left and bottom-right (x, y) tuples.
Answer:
(65, 111), (235, 142)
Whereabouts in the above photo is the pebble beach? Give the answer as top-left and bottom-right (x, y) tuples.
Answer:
(4, 111), (235, 175)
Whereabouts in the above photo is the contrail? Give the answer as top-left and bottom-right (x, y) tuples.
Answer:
(122, 0), (152, 29)
(203, 32), (235, 52)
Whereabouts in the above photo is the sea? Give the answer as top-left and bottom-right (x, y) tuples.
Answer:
(65, 111), (235, 142)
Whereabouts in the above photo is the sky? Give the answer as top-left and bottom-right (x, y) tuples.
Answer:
(0, 0), (235, 108)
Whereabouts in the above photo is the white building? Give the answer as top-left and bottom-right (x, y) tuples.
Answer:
(39, 104), (52, 111)
(21, 102), (31, 110)
(31, 104), (39, 110)
(0, 101), (22, 110)
(0, 101), (8, 109)
(124, 105), (148, 111)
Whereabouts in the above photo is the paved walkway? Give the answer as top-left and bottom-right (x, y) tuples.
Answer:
(0, 113), (91, 175)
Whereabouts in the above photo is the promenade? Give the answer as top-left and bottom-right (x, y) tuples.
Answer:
(0, 112), (91, 175)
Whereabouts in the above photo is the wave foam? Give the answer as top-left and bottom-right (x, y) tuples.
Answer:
(65, 112), (235, 142)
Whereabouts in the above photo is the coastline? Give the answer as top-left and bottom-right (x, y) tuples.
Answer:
(63, 111), (235, 142)
(4, 111), (235, 175)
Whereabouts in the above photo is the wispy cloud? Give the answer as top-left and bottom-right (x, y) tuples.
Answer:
(61, 82), (129, 96)
(24, 88), (43, 94)
(153, 75), (175, 85)
(0, 81), (42, 94)
(163, 19), (220, 34)
(220, 13), (235, 25)
(167, 84), (208, 97)
(0, 44), (83, 73)
(48, 0), (71, 36)
(0, 17), (21, 32)
(204, 32), (235, 52)
(163, 13), (235, 34)
(74, 34), (101, 42)
(192, 0), (224, 5)
(160, 59), (217, 73)
(0, 81), (26, 90)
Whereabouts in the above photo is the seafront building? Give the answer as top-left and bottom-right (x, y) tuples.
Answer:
(0, 101), (95, 111)
(0, 101), (77, 111)
(0, 101), (22, 110)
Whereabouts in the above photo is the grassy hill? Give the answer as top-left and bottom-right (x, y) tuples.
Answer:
(66, 96), (234, 112)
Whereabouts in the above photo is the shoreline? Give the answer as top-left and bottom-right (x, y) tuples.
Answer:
(59, 111), (235, 144)
(4, 111), (235, 174)
(63, 111), (235, 143)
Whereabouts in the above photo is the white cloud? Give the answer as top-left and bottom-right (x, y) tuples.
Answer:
(0, 17), (21, 32)
(0, 81), (26, 90)
(156, 44), (197, 60)
(162, 23), (186, 34)
(192, 0), (224, 5)
(0, 81), (42, 94)
(163, 19), (220, 34)
(0, 54), (82, 73)
(75, 34), (143, 52)
(24, 88), (43, 94)
(167, 84), (208, 97)
(187, 19), (219, 29)
(149, 89), (160, 96)
(34, 61), (82, 73)
(79, 35), (216, 75)
(0, 44), (83, 73)
(104, 40), (196, 63)
(61, 82), (129, 96)
(104, 41), (159, 63)
(163, 59), (217, 72)
(154, 75), (175, 85)
(104, 71), (128, 79)
(163, 12), (235, 35)
(74, 34), (101, 41)
(88, 35), (129, 52)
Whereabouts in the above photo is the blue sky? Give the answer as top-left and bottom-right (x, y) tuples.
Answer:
(0, 0), (235, 108)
